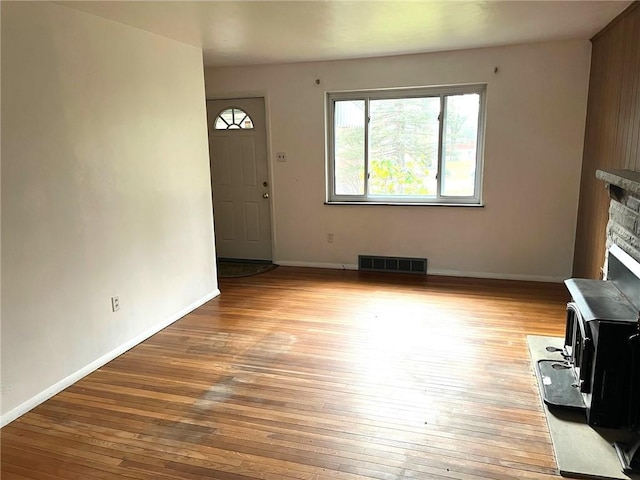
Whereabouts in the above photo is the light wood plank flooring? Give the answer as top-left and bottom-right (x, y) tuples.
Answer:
(1, 267), (569, 479)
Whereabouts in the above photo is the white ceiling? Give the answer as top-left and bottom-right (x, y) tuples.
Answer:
(60, 1), (631, 67)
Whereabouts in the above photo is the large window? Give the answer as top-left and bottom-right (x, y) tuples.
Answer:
(326, 85), (486, 205)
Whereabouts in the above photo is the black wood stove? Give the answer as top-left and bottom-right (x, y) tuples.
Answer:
(564, 278), (638, 427)
(538, 244), (640, 473)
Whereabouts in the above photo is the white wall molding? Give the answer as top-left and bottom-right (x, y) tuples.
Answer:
(276, 261), (563, 283)
(276, 260), (358, 270)
(0, 289), (220, 428)
(426, 269), (564, 283)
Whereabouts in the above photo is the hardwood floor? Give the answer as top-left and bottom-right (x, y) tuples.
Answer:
(1, 267), (569, 479)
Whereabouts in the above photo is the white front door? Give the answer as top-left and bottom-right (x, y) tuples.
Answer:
(206, 98), (272, 261)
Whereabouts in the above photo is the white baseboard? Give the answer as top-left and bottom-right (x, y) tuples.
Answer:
(0, 288), (220, 428)
(427, 268), (564, 283)
(275, 260), (564, 283)
(275, 260), (358, 270)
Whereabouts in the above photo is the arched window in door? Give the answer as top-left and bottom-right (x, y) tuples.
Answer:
(214, 108), (254, 130)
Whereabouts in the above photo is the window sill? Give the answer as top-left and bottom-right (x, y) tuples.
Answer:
(324, 201), (484, 207)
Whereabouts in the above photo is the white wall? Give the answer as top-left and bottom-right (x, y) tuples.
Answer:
(205, 40), (591, 281)
(1, 2), (218, 424)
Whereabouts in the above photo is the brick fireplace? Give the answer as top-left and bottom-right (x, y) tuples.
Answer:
(595, 169), (640, 278)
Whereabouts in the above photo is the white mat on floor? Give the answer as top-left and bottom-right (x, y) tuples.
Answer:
(528, 335), (640, 480)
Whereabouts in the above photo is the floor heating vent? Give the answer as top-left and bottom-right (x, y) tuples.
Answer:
(358, 255), (427, 275)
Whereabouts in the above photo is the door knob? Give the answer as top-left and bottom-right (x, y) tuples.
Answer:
(263, 192), (269, 199)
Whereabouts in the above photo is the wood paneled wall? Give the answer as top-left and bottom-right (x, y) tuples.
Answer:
(573, 2), (640, 278)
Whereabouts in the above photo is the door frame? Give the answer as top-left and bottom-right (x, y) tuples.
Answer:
(206, 94), (276, 262)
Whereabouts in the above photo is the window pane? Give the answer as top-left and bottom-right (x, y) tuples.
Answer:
(368, 97), (439, 196)
(214, 108), (254, 130)
(442, 94), (480, 197)
(334, 100), (365, 195)
(220, 109), (234, 125)
(215, 117), (229, 130)
(239, 114), (254, 129)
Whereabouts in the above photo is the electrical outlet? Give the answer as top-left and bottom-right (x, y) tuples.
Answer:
(327, 233), (334, 243)
(276, 152), (287, 162)
(111, 295), (120, 312)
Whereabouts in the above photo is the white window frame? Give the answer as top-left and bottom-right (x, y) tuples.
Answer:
(326, 84), (487, 206)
